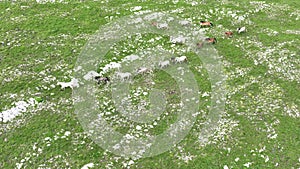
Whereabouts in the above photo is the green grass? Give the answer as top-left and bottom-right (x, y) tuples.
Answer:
(0, 0), (299, 168)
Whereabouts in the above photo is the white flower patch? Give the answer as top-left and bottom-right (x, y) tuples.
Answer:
(64, 131), (71, 137)
(269, 3), (291, 19)
(178, 20), (191, 26)
(16, 162), (23, 169)
(133, 10), (153, 15)
(285, 30), (300, 35)
(207, 116), (239, 144)
(166, 17), (174, 22)
(236, 35), (300, 83)
(261, 28), (279, 36)
(195, 110), (238, 147)
(177, 152), (195, 163)
(135, 125), (142, 130)
(0, 98), (37, 123)
(189, 1), (198, 6)
(229, 80), (285, 140)
(122, 160), (135, 168)
(36, 0), (63, 4)
(10, 15), (28, 23)
(81, 163), (94, 169)
(290, 9), (300, 20)
(243, 162), (253, 168)
(172, 0), (179, 4)
(230, 12), (250, 24)
(283, 103), (300, 118)
(201, 92), (210, 97)
(15, 129), (74, 168)
(249, 1), (271, 12)
(1, 67), (32, 83)
(170, 7), (185, 14)
(130, 6), (142, 12)
(226, 67), (252, 80)
(265, 120), (280, 140)
(175, 146), (196, 163)
(237, 15), (245, 22)
(261, 154), (270, 162)
(249, 145), (273, 163)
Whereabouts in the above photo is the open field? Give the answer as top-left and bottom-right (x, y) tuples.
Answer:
(0, 0), (299, 168)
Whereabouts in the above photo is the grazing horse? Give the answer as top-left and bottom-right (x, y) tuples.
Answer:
(179, 20), (190, 26)
(171, 56), (187, 63)
(200, 21), (213, 27)
(225, 31), (233, 38)
(116, 72), (132, 81)
(159, 60), (170, 68)
(57, 78), (79, 90)
(151, 22), (168, 29)
(196, 42), (204, 48)
(95, 76), (110, 84)
(197, 37), (217, 48)
(237, 26), (246, 34)
(137, 67), (152, 74)
(205, 38), (217, 44)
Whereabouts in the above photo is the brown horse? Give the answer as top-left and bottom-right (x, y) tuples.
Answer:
(225, 31), (233, 38)
(197, 38), (217, 48)
(200, 21), (213, 27)
(205, 38), (217, 44)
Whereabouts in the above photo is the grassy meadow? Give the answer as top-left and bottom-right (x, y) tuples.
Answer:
(0, 0), (299, 168)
